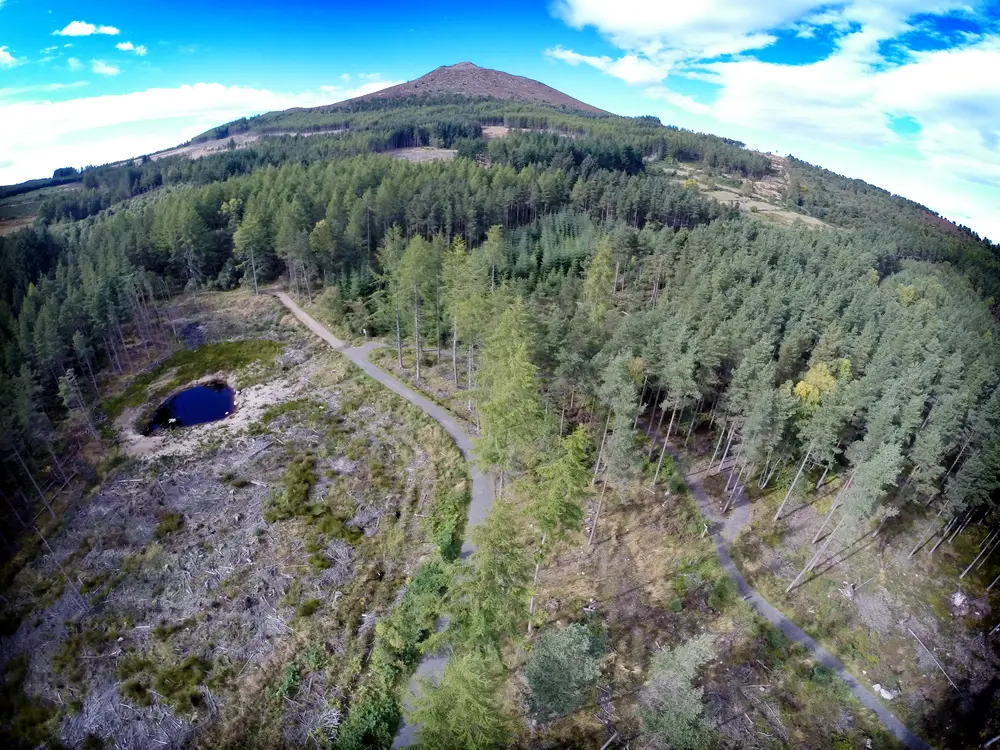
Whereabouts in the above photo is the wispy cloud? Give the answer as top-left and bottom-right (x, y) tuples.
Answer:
(116, 41), (147, 56)
(0, 81), (88, 99)
(67, 57), (82, 71)
(54, 21), (120, 37)
(92, 60), (120, 76)
(0, 80), (402, 184)
(548, 0), (1000, 240)
(0, 45), (21, 67)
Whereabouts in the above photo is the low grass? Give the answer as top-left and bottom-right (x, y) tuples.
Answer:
(103, 339), (282, 420)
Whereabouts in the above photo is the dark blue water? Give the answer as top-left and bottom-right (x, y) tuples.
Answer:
(145, 381), (235, 434)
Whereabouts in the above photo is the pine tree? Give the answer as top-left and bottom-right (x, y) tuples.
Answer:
(407, 652), (515, 750)
(474, 298), (543, 493)
(638, 634), (715, 750)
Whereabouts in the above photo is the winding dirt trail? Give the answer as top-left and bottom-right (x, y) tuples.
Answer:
(273, 292), (490, 746)
(275, 291), (929, 749)
(656, 437), (931, 750)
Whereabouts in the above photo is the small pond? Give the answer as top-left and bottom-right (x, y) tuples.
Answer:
(144, 381), (235, 434)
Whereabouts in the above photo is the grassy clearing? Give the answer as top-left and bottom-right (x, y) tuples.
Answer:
(103, 339), (283, 420)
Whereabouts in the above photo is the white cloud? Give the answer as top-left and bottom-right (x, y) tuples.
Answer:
(116, 41), (147, 56)
(340, 73), (352, 81)
(54, 21), (120, 37)
(0, 80), (402, 184)
(546, 46), (671, 84)
(67, 57), (82, 71)
(0, 45), (22, 67)
(92, 60), (120, 76)
(359, 72), (382, 81)
(42, 45), (59, 54)
(549, 0), (1000, 240)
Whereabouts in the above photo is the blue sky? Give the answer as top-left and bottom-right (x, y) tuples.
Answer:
(1, 0), (999, 240)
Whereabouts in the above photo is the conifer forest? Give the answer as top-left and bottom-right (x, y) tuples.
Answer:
(1, 93), (999, 750)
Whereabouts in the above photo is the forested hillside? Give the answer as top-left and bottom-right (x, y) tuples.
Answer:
(1, 87), (999, 749)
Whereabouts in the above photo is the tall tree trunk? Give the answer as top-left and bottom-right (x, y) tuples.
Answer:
(665, 403), (679, 441)
(395, 302), (403, 369)
(436, 291), (441, 364)
(12, 445), (54, 519)
(647, 403), (669, 460)
(527, 532), (546, 635)
(467, 342), (474, 413)
(787, 518), (845, 593)
(709, 419), (727, 468)
(587, 480), (609, 550)
(930, 516), (957, 554)
(652, 437), (670, 487)
(812, 466), (858, 544)
(414, 295), (422, 383)
(592, 413), (611, 484)
(249, 245), (259, 295)
(452, 316), (459, 387)
(684, 399), (701, 447)
(645, 386), (662, 437)
(633, 375), (648, 429)
(717, 420), (738, 472)
(909, 507), (945, 558)
(963, 532), (1000, 578)
(774, 446), (812, 521)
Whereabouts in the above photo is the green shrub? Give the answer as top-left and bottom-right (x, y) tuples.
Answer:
(669, 597), (684, 612)
(272, 662), (300, 700)
(120, 676), (152, 707)
(297, 599), (321, 617)
(525, 622), (605, 719)
(155, 512), (184, 538)
(337, 687), (400, 750)
(707, 576), (737, 611)
(264, 453), (317, 522)
(153, 655), (212, 713)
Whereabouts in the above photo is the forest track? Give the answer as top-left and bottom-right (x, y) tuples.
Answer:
(652, 433), (932, 750)
(273, 292), (492, 747)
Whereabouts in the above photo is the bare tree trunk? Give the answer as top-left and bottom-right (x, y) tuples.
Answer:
(12, 445), (54, 519)
(647, 403), (668, 460)
(962, 531), (1000, 578)
(909, 507), (945, 558)
(395, 302), (403, 368)
(593, 413), (611, 484)
(587, 480), (609, 550)
(633, 375), (648, 429)
(684, 400), (700, 447)
(527, 532), (546, 634)
(816, 464), (831, 489)
(436, 291), (441, 364)
(665, 403), (679, 441)
(414, 296), (422, 383)
(652, 437), (670, 487)
(645, 386), (662, 437)
(773, 446), (811, 521)
(467, 342), (474, 412)
(709, 419), (727, 468)
(812, 466), (858, 544)
(717, 420), (738, 473)
(943, 436), (971, 481)
(249, 244), (259, 295)
(787, 518), (845, 593)
(930, 516), (957, 554)
(452, 316), (459, 386)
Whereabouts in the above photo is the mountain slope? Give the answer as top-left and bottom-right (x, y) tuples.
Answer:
(336, 62), (607, 114)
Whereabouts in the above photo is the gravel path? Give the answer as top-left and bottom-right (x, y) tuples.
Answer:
(659, 440), (931, 750)
(274, 292), (491, 746)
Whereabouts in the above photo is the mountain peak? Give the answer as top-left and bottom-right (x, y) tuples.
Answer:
(338, 62), (606, 115)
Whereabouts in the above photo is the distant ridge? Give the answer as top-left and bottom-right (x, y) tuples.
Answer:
(337, 62), (607, 115)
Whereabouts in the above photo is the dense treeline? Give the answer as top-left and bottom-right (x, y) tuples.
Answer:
(786, 156), (1000, 308)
